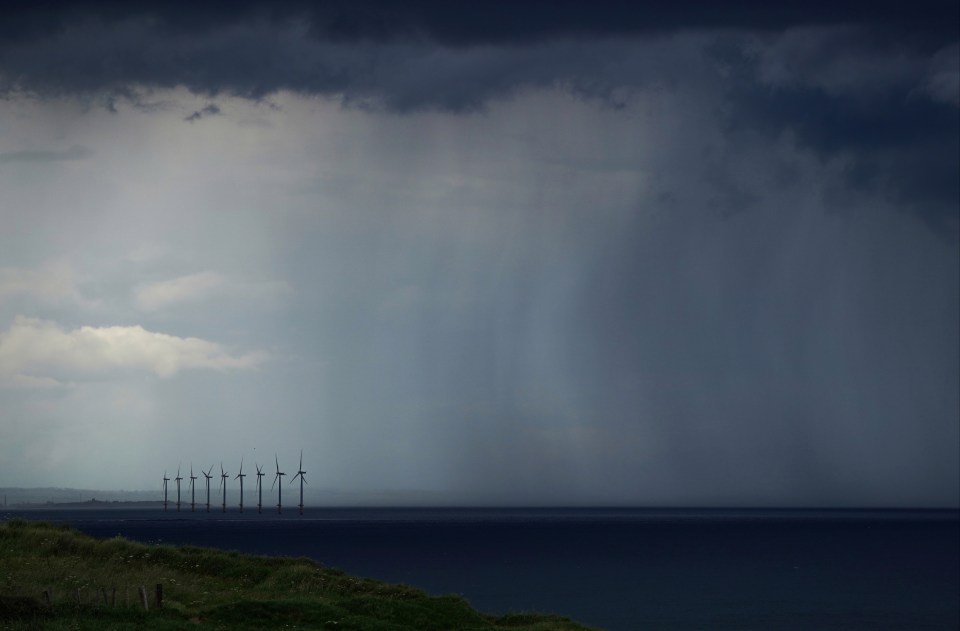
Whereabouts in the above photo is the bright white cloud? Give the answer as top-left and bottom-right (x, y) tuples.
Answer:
(135, 270), (224, 311)
(0, 316), (264, 381)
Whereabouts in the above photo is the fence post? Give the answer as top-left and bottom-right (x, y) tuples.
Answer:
(138, 585), (149, 611)
(74, 588), (81, 605)
(42, 589), (51, 606)
(155, 583), (163, 609)
(111, 586), (117, 607)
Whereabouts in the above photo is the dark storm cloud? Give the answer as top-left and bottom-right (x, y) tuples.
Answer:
(0, 1), (954, 228)
(183, 103), (221, 122)
(1, 1), (956, 47)
(0, 21), (690, 111)
(713, 36), (960, 234)
(0, 3), (955, 228)
(0, 0), (956, 102)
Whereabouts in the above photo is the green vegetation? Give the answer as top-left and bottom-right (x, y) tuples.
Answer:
(0, 519), (593, 631)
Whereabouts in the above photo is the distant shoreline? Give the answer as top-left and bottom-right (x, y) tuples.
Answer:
(4, 499), (163, 509)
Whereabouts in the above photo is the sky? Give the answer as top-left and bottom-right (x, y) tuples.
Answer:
(0, 1), (957, 507)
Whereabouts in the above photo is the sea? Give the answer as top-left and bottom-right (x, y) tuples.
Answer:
(3, 507), (958, 630)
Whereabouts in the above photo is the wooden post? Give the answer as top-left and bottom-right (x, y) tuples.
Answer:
(74, 588), (81, 605)
(42, 589), (51, 606)
(101, 587), (108, 605)
(111, 586), (117, 607)
(124, 587), (129, 608)
(138, 586), (149, 611)
(155, 583), (163, 609)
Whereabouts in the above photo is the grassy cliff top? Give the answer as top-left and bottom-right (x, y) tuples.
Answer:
(0, 519), (594, 631)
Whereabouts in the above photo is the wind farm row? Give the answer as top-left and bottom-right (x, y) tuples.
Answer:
(162, 451), (307, 515)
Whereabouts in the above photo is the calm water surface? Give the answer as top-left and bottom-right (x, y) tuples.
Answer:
(5, 507), (958, 630)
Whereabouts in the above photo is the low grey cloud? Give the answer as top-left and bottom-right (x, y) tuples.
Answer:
(0, 263), (77, 303)
(134, 271), (292, 311)
(184, 103), (221, 122)
(135, 271), (224, 310)
(0, 144), (91, 164)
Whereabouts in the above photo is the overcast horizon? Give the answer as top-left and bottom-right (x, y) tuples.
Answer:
(1, 1), (957, 508)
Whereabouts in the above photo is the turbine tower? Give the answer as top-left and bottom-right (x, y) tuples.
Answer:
(174, 464), (183, 512)
(189, 464), (198, 512)
(235, 458), (247, 513)
(290, 449), (307, 515)
(255, 463), (265, 514)
(203, 465), (214, 512)
(272, 454), (286, 514)
(219, 463), (229, 513)
(162, 471), (170, 512)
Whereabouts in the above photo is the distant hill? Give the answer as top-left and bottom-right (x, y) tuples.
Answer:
(1, 486), (459, 508)
(0, 488), (158, 507)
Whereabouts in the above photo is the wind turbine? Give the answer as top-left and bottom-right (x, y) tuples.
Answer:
(235, 458), (247, 513)
(203, 465), (214, 512)
(174, 464), (183, 512)
(290, 449), (307, 515)
(219, 463), (229, 513)
(189, 464), (198, 512)
(255, 463), (265, 514)
(162, 471), (170, 512)
(272, 454), (285, 514)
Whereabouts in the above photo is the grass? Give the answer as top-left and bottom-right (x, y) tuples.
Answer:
(0, 519), (595, 630)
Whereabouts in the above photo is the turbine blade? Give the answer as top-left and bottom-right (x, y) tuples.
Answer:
(299, 449), (303, 471)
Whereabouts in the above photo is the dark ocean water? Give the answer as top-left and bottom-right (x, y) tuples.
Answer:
(4, 507), (958, 630)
